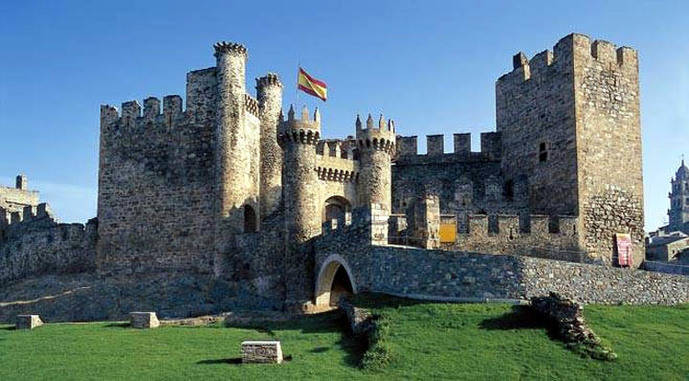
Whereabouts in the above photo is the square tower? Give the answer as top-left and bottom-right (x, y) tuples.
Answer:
(496, 34), (643, 266)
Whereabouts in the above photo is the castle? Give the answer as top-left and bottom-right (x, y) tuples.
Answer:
(3, 33), (676, 321)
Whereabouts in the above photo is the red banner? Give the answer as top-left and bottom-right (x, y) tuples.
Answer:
(616, 233), (632, 267)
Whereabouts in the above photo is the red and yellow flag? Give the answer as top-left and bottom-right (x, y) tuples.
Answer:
(297, 67), (327, 101)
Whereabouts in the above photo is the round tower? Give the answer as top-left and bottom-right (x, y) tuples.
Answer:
(256, 73), (283, 219)
(278, 105), (321, 307)
(356, 114), (396, 211)
(213, 41), (260, 276)
(214, 41), (250, 223)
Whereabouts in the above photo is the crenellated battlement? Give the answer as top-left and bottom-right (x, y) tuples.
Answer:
(395, 131), (502, 162)
(499, 33), (638, 84)
(213, 41), (247, 57)
(355, 114), (396, 155)
(315, 150), (359, 182)
(100, 94), (187, 129)
(462, 214), (578, 237)
(278, 105), (321, 145)
(0, 203), (56, 232)
(256, 72), (281, 89)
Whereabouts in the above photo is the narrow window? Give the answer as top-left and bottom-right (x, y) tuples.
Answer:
(244, 205), (257, 233)
(503, 180), (514, 202)
(538, 142), (548, 162)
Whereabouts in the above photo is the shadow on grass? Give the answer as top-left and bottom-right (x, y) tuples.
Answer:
(310, 346), (330, 353)
(103, 322), (130, 329)
(197, 358), (242, 365)
(197, 355), (294, 366)
(0, 326), (15, 331)
(480, 305), (560, 342)
(351, 292), (430, 310)
(479, 305), (548, 330)
(227, 310), (343, 335)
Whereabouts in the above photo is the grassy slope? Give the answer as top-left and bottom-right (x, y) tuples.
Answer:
(0, 299), (687, 380)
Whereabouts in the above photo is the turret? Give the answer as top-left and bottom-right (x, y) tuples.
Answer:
(15, 174), (27, 190)
(256, 73), (284, 219)
(278, 105), (321, 308)
(355, 114), (396, 211)
(213, 41), (260, 275)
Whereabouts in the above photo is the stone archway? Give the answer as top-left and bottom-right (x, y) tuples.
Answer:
(315, 254), (357, 307)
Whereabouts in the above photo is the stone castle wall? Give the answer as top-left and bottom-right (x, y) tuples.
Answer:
(445, 214), (582, 262)
(496, 34), (644, 265)
(0, 204), (97, 285)
(392, 132), (529, 233)
(496, 37), (580, 218)
(97, 68), (220, 275)
(573, 37), (644, 266)
(315, 220), (689, 305)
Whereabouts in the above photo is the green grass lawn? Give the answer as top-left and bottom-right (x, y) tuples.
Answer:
(1, 297), (688, 380)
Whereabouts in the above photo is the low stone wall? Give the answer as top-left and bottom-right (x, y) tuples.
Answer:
(315, 242), (689, 305)
(0, 217), (98, 286)
(643, 260), (689, 276)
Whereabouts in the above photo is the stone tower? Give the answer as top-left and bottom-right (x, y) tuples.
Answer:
(256, 73), (284, 219)
(668, 160), (689, 230)
(496, 33), (644, 266)
(279, 105), (321, 307)
(356, 114), (396, 211)
(213, 41), (261, 274)
(15, 174), (27, 190)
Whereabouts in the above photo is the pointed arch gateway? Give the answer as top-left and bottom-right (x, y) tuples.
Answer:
(314, 254), (357, 307)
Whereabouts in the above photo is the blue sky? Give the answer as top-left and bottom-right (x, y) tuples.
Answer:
(1, 0), (687, 230)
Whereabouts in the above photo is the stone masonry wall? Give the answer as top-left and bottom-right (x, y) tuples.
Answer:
(496, 34), (644, 266)
(315, 237), (689, 305)
(446, 214), (583, 262)
(392, 134), (529, 233)
(573, 37), (644, 265)
(97, 68), (218, 275)
(0, 205), (97, 285)
(496, 36), (579, 218)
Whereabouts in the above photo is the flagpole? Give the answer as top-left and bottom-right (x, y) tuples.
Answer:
(296, 60), (301, 111)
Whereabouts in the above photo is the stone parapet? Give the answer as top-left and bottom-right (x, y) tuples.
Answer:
(315, 244), (689, 306)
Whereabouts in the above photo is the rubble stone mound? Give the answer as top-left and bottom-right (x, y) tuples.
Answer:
(531, 292), (616, 361)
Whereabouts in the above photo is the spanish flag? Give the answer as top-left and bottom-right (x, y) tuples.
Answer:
(297, 67), (327, 101)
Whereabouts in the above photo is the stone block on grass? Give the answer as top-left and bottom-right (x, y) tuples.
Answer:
(16, 315), (43, 330)
(241, 341), (283, 364)
(129, 312), (160, 328)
